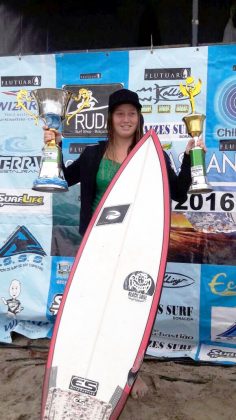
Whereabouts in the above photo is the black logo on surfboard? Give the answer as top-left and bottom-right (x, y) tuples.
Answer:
(69, 376), (99, 396)
(96, 204), (130, 226)
(123, 271), (155, 302)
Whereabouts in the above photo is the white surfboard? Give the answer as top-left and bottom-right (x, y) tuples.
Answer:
(42, 129), (170, 420)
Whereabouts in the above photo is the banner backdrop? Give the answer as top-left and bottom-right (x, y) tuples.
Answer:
(0, 45), (236, 365)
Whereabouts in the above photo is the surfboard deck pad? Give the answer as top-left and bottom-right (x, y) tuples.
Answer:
(44, 387), (112, 420)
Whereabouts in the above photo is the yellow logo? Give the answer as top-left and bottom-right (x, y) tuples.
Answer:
(66, 88), (96, 125)
(208, 273), (236, 296)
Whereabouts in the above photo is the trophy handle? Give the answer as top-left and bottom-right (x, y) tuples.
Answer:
(16, 89), (39, 124)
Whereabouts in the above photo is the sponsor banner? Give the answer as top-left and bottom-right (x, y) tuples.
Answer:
(0, 224), (52, 342)
(147, 262), (200, 359)
(0, 47), (235, 363)
(200, 265), (236, 348)
(0, 54), (56, 188)
(129, 47), (208, 139)
(206, 45), (236, 189)
(198, 344), (236, 364)
(51, 141), (83, 256)
(46, 256), (74, 322)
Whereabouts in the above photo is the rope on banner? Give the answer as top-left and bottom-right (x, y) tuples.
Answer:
(192, 0), (199, 46)
(150, 34), (154, 54)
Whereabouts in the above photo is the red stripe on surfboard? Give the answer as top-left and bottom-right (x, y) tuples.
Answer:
(41, 128), (170, 418)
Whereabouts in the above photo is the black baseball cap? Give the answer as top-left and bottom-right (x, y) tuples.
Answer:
(108, 88), (142, 112)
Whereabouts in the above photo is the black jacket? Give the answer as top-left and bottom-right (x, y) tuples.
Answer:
(62, 142), (191, 235)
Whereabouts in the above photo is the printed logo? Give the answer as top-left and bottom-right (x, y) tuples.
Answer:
(57, 261), (72, 276)
(69, 143), (97, 155)
(207, 348), (236, 359)
(216, 322), (236, 341)
(157, 303), (194, 320)
(80, 73), (101, 80)
(0, 155), (41, 174)
(1, 279), (24, 317)
(123, 271), (155, 302)
(157, 105), (171, 113)
(144, 68), (190, 80)
(62, 83), (123, 138)
(69, 376), (99, 396)
(163, 272), (195, 288)
(215, 79), (236, 125)
(0, 225), (46, 257)
(141, 105), (152, 113)
(144, 122), (188, 140)
(49, 294), (63, 316)
(1, 76), (41, 87)
(137, 85), (190, 105)
(96, 204), (130, 226)
(219, 139), (236, 151)
(175, 104), (190, 113)
(0, 192), (44, 207)
(208, 272), (236, 296)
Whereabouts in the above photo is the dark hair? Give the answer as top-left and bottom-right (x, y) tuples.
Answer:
(105, 107), (144, 158)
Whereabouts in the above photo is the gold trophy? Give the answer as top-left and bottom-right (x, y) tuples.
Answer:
(180, 77), (212, 194)
(16, 88), (72, 192)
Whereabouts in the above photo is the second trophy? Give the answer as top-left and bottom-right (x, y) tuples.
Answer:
(180, 77), (212, 194)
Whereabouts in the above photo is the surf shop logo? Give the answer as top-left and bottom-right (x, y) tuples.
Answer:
(163, 272), (195, 288)
(0, 192), (44, 207)
(96, 204), (130, 226)
(123, 271), (155, 302)
(207, 348), (236, 359)
(69, 375), (99, 396)
(62, 83), (122, 138)
(0, 226), (46, 272)
(0, 225), (46, 257)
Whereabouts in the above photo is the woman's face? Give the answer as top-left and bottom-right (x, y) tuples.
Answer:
(112, 104), (139, 139)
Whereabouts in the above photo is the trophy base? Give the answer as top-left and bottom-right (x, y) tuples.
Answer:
(188, 177), (213, 195)
(32, 177), (68, 193)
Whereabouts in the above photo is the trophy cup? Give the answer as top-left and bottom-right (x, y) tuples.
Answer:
(16, 88), (72, 192)
(180, 77), (212, 194)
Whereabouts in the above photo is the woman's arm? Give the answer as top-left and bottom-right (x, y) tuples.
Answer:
(165, 138), (206, 203)
(43, 126), (81, 187)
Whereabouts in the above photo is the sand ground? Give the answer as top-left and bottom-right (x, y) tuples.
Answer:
(1, 334), (236, 420)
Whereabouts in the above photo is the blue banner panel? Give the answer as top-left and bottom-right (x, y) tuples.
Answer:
(206, 45), (236, 190)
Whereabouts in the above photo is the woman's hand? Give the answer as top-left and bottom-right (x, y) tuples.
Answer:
(43, 126), (62, 145)
(185, 137), (207, 155)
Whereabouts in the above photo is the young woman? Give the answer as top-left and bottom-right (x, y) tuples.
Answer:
(43, 88), (205, 398)
(44, 88), (203, 235)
